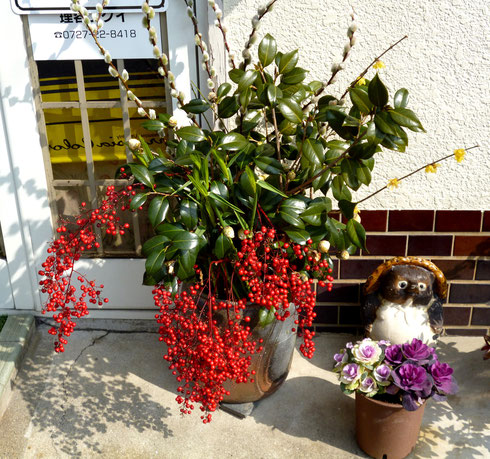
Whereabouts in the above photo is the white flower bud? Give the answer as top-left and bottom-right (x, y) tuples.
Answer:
(215, 8), (222, 19)
(221, 25), (228, 33)
(349, 22), (358, 34)
(149, 26), (157, 38)
(83, 16), (90, 25)
(167, 71), (175, 82)
(242, 49), (251, 59)
(142, 2), (150, 13)
(121, 69), (129, 82)
(81, 7), (88, 17)
(328, 99), (338, 106)
(318, 240), (330, 253)
(202, 52), (210, 62)
(128, 138), (141, 151)
(158, 66), (165, 76)
(127, 90), (135, 101)
(149, 109), (156, 120)
(170, 89), (179, 98)
(168, 116), (178, 127)
(354, 213), (361, 223)
(208, 0), (216, 6)
(194, 34), (201, 45)
(210, 68), (216, 77)
(104, 50), (112, 63)
(178, 91), (186, 101)
(350, 36), (357, 46)
(201, 41), (208, 52)
(249, 32), (258, 45)
(187, 6), (193, 17)
(344, 43), (351, 55)
(331, 62), (340, 73)
(167, 261), (175, 275)
(91, 12), (98, 22)
(102, 0), (109, 6)
(339, 250), (350, 260)
(257, 8), (266, 16)
(148, 8), (155, 19)
(252, 15), (260, 27)
(96, 3), (103, 13)
(238, 229), (246, 240)
(223, 226), (235, 239)
(287, 170), (296, 180)
(208, 91), (217, 102)
(88, 23), (97, 34)
(160, 54), (168, 65)
(108, 66), (118, 78)
(142, 16), (149, 28)
(70, 4), (80, 13)
(137, 107), (147, 117)
(207, 78), (215, 89)
(97, 19), (104, 29)
(153, 45), (161, 58)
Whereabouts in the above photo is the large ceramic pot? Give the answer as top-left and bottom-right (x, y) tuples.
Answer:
(355, 392), (426, 459)
(216, 303), (297, 404)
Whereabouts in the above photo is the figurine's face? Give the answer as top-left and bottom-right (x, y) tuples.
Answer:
(380, 265), (435, 305)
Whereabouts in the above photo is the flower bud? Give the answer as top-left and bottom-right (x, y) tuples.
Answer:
(158, 67), (165, 76)
(137, 107), (147, 117)
(207, 79), (215, 89)
(208, 0), (216, 6)
(121, 69), (129, 82)
(238, 229), (246, 240)
(97, 19), (104, 29)
(252, 15), (260, 27)
(167, 71), (175, 82)
(168, 116), (178, 128)
(223, 226), (235, 239)
(128, 138), (141, 151)
(339, 250), (350, 260)
(142, 2), (150, 13)
(153, 46), (161, 58)
(127, 90), (135, 101)
(318, 240), (330, 253)
(148, 8), (155, 19)
(104, 50), (112, 63)
(149, 26), (157, 38)
(108, 66), (118, 78)
(96, 3), (103, 13)
(149, 109), (156, 120)
(160, 54), (169, 65)
(208, 91), (217, 102)
(287, 170), (296, 180)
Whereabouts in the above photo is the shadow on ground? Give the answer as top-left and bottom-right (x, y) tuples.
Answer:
(7, 328), (173, 457)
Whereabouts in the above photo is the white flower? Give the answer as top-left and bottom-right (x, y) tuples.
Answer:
(186, 6), (193, 17)
(128, 139), (141, 151)
(160, 54), (169, 65)
(318, 240), (330, 253)
(149, 109), (156, 120)
(215, 8), (223, 19)
(168, 116), (178, 127)
(202, 52), (210, 62)
(354, 213), (361, 224)
(153, 46), (161, 58)
(223, 226), (235, 239)
(96, 3), (103, 13)
(352, 339), (382, 365)
(83, 16), (90, 25)
(149, 26), (157, 38)
(339, 250), (349, 260)
(121, 69), (129, 82)
(158, 67), (165, 76)
(108, 66), (118, 78)
(148, 8), (155, 20)
(194, 34), (201, 45)
(208, 0), (216, 7)
(104, 51), (112, 63)
(167, 71), (175, 82)
(127, 91), (135, 101)
(97, 19), (104, 29)
(137, 107), (147, 117)
(207, 78), (215, 89)
(170, 89), (179, 98)
(91, 12), (98, 22)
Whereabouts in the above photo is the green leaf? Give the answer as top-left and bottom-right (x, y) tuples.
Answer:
(254, 156), (284, 175)
(280, 198), (308, 228)
(129, 192), (148, 210)
(217, 82), (232, 99)
(277, 98), (304, 124)
(349, 87), (374, 114)
(300, 197), (332, 226)
(156, 223), (185, 240)
(284, 228), (310, 245)
(240, 166), (256, 196)
(172, 231), (200, 250)
(302, 138), (324, 166)
(142, 235), (169, 257)
(394, 88), (409, 109)
(238, 70), (258, 92)
(141, 119), (165, 131)
(277, 49), (299, 74)
(338, 200), (357, 220)
(148, 196), (169, 228)
(347, 219), (367, 250)
(281, 67), (308, 85)
(258, 33), (277, 67)
(374, 112), (398, 136)
(213, 234), (234, 259)
(129, 164), (154, 189)
(312, 169), (331, 191)
(266, 84), (282, 106)
(356, 162), (372, 185)
(332, 175), (352, 201)
(341, 159), (361, 190)
(182, 98), (210, 114)
(389, 108), (426, 132)
(180, 199), (198, 229)
(228, 68), (245, 84)
(176, 126), (206, 143)
(326, 218), (346, 251)
(258, 306), (276, 327)
(368, 73), (389, 107)
(211, 150), (232, 185)
(208, 192), (244, 213)
(177, 248), (198, 279)
(218, 132), (249, 151)
(145, 247), (166, 277)
(256, 180), (287, 197)
(366, 121), (385, 145)
(218, 96), (240, 118)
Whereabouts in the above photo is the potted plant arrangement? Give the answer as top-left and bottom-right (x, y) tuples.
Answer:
(38, 0), (470, 423)
(333, 337), (458, 458)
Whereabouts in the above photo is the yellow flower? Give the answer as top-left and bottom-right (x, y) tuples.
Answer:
(425, 163), (440, 174)
(355, 77), (366, 86)
(387, 178), (400, 189)
(454, 148), (466, 163)
(354, 205), (360, 215)
(373, 60), (385, 69)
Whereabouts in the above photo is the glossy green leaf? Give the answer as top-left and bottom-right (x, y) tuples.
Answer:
(338, 199), (357, 220)
(141, 119), (165, 131)
(326, 218), (346, 251)
(240, 166), (256, 196)
(366, 121), (385, 145)
(341, 159), (361, 190)
(389, 108), (426, 132)
(280, 198), (307, 228)
(281, 67), (308, 85)
(349, 87), (374, 114)
(374, 112), (397, 136)
(302, 138), (324, 166)
(254, 156), (283, 175)
(181, 199), (198, 229)
(142, 235), (169, 257)
(258, 306), (276, 327)
(284, 227), (310, 245)
(148, 196), (169, 228)
(213, 233), (234, 259)
(218, 96), (240, 118)
(300, 197), (332, 226)
(182, 98), (210, 114)
(368, 73), (389, 107)
(208, 192), (244, 213)
(238, 70), (258, 92)
(218, 132), (249, 151)
(266, 84), (282, 105)
(394, 88), (409, 109)
(277, 49), (299, 74)
(312, 169), (331, 191)
(145, 247), (166, 277)
(356, 162), (372, 185)
(228, 68), (245, 84)
(347, 219), (367, 250)
(217, 82), (232, 99)
(172, 231), (200, 250)
(332, 175), (352, 201)
(156, 223), (185, 239)
(129, 164), (154, 189)
(176, 126), (206, 143)
(256, 180), (287, 197)
(177, 247), (198, 279)
(277, 98), (304, 124)
(129, 192), (148, 210)
(258, 33), (277, 67)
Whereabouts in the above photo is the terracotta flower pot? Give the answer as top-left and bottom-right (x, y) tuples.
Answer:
(220, 304), (297, 403)
(355, 392), (426, 459)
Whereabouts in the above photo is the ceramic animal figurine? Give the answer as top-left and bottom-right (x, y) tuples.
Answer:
(362, 257), (447, 345)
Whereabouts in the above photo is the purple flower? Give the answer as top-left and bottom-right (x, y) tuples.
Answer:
(333, 351), (347, 368)
(385, 344), (404, 365)
(373, 364), (392, 384)
(352, 339), (382, 365)
(359, 376), (378, 395)
(402, 338), (432, 361)
(430, 361), (457, 394)
(340, 363), (361, 384)
(345, 342), (354, 349)
(392, 363), (428, 391)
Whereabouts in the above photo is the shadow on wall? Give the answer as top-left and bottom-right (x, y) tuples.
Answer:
(1, 329), (173, 457)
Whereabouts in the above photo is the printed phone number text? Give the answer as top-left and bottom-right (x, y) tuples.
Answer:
(54, 29), (137, 39)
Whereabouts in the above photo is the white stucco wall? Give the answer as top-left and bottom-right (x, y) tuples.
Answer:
(223, 0), (489, 210)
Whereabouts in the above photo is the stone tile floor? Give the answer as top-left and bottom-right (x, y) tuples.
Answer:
(0, 324), (488, 458)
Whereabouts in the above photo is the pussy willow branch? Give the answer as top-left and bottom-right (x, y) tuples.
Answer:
(208, 1), (236, 69)
(356, 145), (480, 204)
(340, 35), (408, 101)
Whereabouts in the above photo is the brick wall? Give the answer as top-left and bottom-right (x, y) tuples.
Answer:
(314, 210), (490, 337)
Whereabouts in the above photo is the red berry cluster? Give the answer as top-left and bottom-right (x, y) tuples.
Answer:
(153, 286), (261, 423)
(39, 186), (130, 352)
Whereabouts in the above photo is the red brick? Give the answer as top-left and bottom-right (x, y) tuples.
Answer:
(435, 210), (482, 232)
(483, 211), (490, 231)
(317, 283), (359, 303)
(432, 259), (475, 280)
(407, 236), (452, 256)
(453, 236), (490, 256)
(339, 306), (362, 325)
(449, 283), (490, 304)
(313, 305), (338, 324)
(389, 210), (434, 231)
(476, 260), (490, 280)
(443, 307), (471, 326)
(364, 235), (406, 256)
(471, 307), (490, 326)
(360, 210), (388, 232)
(446, 328), (489, 336)
(340, 259), (384, 280)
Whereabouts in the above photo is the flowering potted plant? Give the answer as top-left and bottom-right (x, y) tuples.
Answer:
(39, 0), (470, 423)
(333, 338), (458, 458)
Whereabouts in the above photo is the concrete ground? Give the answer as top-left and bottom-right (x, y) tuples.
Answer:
(0, 323), (488, 459)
